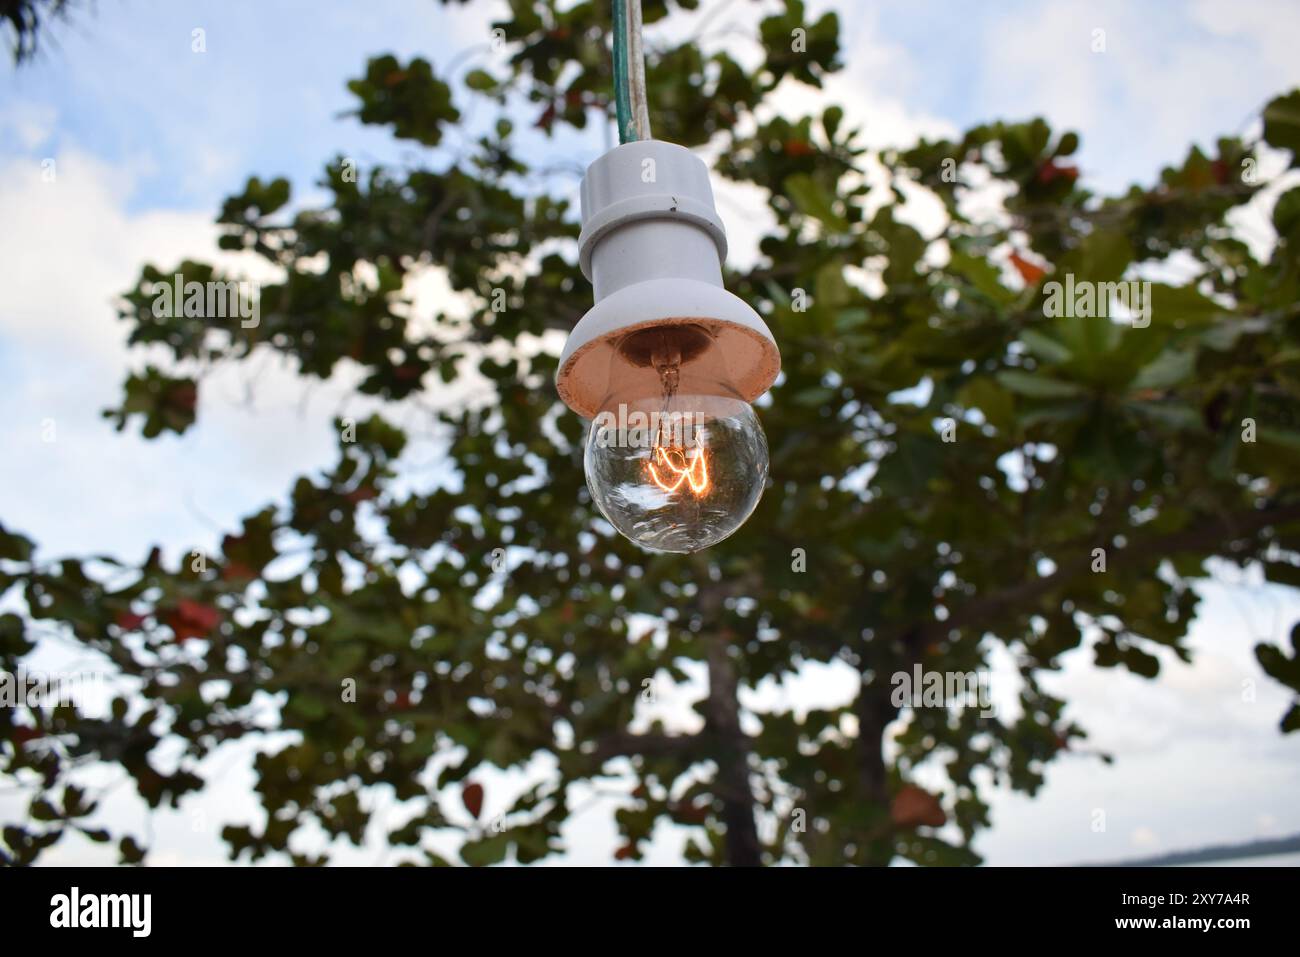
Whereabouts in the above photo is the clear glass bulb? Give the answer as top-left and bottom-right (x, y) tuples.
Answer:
(583, 325), (769, 553)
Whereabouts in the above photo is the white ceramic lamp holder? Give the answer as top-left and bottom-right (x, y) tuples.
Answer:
(556, 139), (781, 419)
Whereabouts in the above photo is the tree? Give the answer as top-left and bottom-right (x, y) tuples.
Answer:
(4, 0), (1300, 867)
(1, 0), (76, 62)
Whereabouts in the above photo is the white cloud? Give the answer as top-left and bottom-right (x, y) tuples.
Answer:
(978, 0), (1300, 192)
(767, 3), (958, 150)
(0, 101), (56, 150)
(0, 148), (371, 561)
(1190, 0), (1300, 82)
(1131, 825), (1159, 848)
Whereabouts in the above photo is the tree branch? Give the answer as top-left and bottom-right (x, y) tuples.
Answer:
(590, 730), (707, 763)
(885, 502), (1300, 652)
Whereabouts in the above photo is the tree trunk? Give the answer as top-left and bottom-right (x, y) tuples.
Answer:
(704, 632), (762, 866)
(855, 677), (899, 866)
(855, 680), (893, 808)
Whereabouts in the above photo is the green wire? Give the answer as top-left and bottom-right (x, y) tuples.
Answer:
(612, 0), (637, 143)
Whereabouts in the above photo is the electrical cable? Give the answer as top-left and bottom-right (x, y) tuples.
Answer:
(612, 0), (651, 143)
(628, 0), (652, 141)
(612, 0), (634, 142)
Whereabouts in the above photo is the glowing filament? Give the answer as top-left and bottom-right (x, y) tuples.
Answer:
(647, 442), (710, 496)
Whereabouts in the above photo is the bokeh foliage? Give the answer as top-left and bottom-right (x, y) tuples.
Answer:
(4, 0), (1300, 866)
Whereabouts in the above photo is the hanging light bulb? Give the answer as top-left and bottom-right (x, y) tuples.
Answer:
(557, 140), (780, 552)
(582, 324), (770, 552)
(555, 3), (779, 552)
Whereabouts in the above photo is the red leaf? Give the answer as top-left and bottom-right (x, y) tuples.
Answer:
(165, 382), (197, 413)
(345, 485), (378, 504)
(164, 599), (221, 642)
(783, 139), (816, 158)
(462, 782), (484, 819)
(393, 364), (422, 382)
(614, 843), (636, 861)
(1035, 160), (1079, 185)
(221, 561), (257, 581)
(115, 611), (146, 630)
(177, 599), (220, 631)
(1009, 251), (1047, 286)
(891, 785), (946, 828)
(534, 102), (558, 133)
(672, 801), (708, 825)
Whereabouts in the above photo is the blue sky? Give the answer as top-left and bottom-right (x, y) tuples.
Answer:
(9, 0), (1296, 214)
(2, 0), (1300, 865)
(10, 0), (447, 207)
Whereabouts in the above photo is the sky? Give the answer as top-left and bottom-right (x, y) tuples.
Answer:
(2, 0), (1300, 866)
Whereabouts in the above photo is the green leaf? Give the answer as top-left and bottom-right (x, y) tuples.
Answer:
(1283, 704), (1300, 734)
(464, 69), (497, 92)
(1120, 644), (1161, 679)
(1059, 228), (1133, 285)
(947, 251), (1014, 304)
(1272, 186), (1300, 243)
(996, 370), (1086, 399)
(347, 55), (460, 147)
(959, 378), (1015, 432)
(783, 173), (848, 231)
(1256, 642), (1300, 689)
(102, 368), (198, 438)
(1264, 562), (1300, 589)
(1019, 329), (1074, 365)
(119, 836), (146, 865)
(791, 386), (836, 407)
(814, 260), (851, 308)
(1131, 349), (1196, 391)
(0, 523), (34, 562)
(822, 105), (844, 141)
(1148, 284), (1224, 328)
(460, 831), (511, 867)
(1263, 90), (1300, 162)
(1126, 401), (1202, 432)
(1258, 426), (1300, 452)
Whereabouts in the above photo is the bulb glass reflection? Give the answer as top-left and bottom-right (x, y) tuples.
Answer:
(583, 325), (769, 553)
